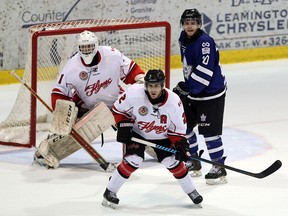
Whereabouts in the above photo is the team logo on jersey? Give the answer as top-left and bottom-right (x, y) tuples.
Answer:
(182, 56), (193, 80)
(85, 78), (112, 96)
(138, 106), (148, 116)
(138, 120), (167, 134)
(79, 71), (88, 80)
(183, 65), (193, 80)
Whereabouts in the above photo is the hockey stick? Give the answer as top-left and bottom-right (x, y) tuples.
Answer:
(11, 70), (113, 171)
(131, 137), (282, 179)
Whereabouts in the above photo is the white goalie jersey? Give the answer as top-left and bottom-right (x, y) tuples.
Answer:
(52, 46), (140, 110)
(112, 84), (187, 140)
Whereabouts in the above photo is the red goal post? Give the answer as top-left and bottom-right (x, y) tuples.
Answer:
(0, 19), (171, 148)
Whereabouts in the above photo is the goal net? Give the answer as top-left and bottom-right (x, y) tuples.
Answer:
(0, 19), (171, 148)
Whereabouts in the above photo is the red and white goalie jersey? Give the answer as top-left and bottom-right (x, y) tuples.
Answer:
(51, 46), (144, 110)
(112, 84), (187, 141)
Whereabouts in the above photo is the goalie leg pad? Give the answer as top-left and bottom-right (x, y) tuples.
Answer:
(35, 102), (115, 168)
(45, 134), (81, 162)
(74, 102), (115, 141)
(35, 136), (62, 168)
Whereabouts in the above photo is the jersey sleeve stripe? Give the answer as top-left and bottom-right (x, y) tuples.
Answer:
(196, 65), (213, 77)
(191, 73), (209, 86)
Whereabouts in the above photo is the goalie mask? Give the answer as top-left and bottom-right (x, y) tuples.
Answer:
(180, 8), (202, 26)
(77, 30), (99, 64)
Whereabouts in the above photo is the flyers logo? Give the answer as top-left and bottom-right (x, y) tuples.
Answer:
(137, 121), (167, 134)
(85, 78), (112, 96)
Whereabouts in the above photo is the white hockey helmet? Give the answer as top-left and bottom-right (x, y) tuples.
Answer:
(77, 30), (99, 64)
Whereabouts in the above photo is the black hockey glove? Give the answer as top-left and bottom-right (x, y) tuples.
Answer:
(77, 107), (89, 118)
(173, 81), (189, 98)
(174, 138), (191, 162)
(116, 120), (133, 144)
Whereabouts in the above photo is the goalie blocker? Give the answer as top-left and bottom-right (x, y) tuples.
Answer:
(50, 100), (78, 136)
(34, 101), (115, 169)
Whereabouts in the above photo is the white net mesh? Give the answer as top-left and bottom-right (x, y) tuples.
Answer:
(0, 19), (170, 147)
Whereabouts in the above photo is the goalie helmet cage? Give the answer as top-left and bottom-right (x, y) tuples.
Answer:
(0, 19), (171, 148)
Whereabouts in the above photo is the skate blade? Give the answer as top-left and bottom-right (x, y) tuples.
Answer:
(189, 170), (202, 177)
(32, 160), (51, 169)
(102, 198), (118, 209)
(206, 176), (227, 185)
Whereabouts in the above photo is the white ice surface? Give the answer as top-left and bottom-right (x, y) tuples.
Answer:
(0, 59), (287, 216)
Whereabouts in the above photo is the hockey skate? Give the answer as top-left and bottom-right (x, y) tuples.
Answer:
(32, 153), (53, 169)
(186, 150), (203, 177)
(186, 159), (202, 177)
(102, 188), (119, 209)
(205, 165), (227, 185)
(188, 189), (203, 207)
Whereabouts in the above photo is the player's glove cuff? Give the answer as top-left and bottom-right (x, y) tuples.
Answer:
(116, 120), (134, 144)
(173, 81), (189, 98)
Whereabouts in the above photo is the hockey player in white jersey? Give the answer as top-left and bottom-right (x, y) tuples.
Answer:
(51, 30), (145, 111)
(33, 30), (145, 169)
(102, 69), (203, 209)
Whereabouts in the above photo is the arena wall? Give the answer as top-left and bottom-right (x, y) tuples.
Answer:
(0, 0), (287, 84)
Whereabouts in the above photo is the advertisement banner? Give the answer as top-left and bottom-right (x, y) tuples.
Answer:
(0, 0), (287, 69)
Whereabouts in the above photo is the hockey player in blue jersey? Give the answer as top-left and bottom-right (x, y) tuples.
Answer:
(173, 8), (228, 185)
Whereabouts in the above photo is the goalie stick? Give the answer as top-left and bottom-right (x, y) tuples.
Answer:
(131, 137), (282, 179)
(11, 70), (113, 171)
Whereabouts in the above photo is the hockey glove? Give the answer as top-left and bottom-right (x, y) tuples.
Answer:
(134, 74), (145, 84)
(116, 120), (134, 144)
(173, 81), (189, 98)
(174, 138), (191, 162)
(78, 107), (89, 118)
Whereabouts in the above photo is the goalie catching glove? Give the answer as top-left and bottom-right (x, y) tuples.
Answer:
(174, 138), (191, 162)
(116, 120), (133, 144)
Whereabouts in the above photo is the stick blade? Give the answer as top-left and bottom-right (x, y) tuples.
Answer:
(254, 160), (282, 179)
